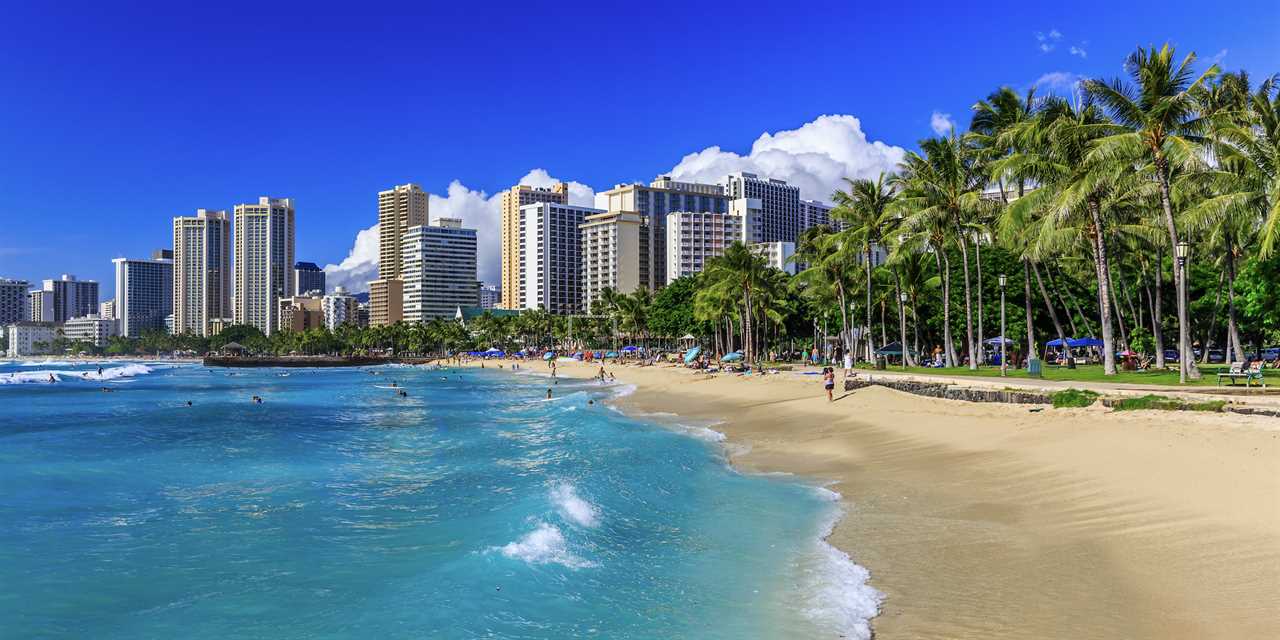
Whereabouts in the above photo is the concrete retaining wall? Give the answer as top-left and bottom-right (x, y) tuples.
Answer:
(844, 378), (1052, 405)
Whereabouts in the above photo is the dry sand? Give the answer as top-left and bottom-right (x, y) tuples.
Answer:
(477, 358), (1280, 638)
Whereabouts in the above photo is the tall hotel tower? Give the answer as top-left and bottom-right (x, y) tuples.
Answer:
(369, 183), (427, 325)
(500, 182), (568, 309)
(173, 209), (231, 337)
(233, 197), (295, 335)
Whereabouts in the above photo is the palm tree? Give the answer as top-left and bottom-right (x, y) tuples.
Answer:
(896, 134), (986, 368)
(702, 242), (770, 363)
(831, 172), (897, 361)
(1083, 43), (1219, 382)
(793, 230), (859, 356)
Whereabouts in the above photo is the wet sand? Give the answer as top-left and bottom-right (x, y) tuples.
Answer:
(485, 358), (1280, 639)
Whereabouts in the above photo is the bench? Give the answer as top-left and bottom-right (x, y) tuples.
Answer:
(1218, 361), (1268, 389)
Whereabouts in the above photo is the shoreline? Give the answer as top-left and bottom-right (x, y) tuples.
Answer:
(473, 357), (1280, 639)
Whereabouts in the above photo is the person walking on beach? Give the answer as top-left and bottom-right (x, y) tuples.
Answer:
(822, 367), (835, 402)
(843, 350), (853, 379)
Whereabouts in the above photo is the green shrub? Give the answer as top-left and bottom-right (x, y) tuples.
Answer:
(1112, 394), (1225, 412)
(1051, 388), (1100, 408)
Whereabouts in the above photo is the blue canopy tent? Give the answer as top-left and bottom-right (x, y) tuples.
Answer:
(482, 348), (505, 358)
(984, 336), (1014, 345)
(621, 346), (641, 353)
(875, 342), (906, 355)
(683, 346), (701, 364)
(543, 352), (556, 361)
(1046, 337), (1104, 348)
(605, 351), (619, 358)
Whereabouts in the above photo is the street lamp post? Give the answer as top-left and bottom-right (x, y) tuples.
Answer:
(1176, 240), (1190, 384)
(999, 274), (1008, 376)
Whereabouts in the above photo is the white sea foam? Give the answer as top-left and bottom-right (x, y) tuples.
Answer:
(495, 522), (595, 569)
(0, 363), (157, 385)
(610, 383), (637, 398)
(549, 482), (599, 528)
(796, 494), (882, 639)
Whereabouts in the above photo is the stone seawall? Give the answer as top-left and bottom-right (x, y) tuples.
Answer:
(843, 378), (1053, 405)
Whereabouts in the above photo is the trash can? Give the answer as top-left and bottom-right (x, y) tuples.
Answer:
(1027, 357), (1042, 378)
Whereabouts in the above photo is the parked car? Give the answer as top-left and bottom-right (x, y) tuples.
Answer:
(1207, 349), (1226, 363)
(1162, 349), (1180, 363)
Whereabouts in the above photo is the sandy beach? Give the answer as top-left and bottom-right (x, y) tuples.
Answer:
(478, 358), (1280, 639)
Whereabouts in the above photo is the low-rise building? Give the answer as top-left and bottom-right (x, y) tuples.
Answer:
(278, 293), (326, 333)
(750, 241), (797, 275)
(6, 322), (58, 357)
(62, 315), (118, 348)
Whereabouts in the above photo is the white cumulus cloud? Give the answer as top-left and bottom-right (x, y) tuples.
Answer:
(1033, 71), (1084, 96)
(664, 114), (905, 203)
(323, 170), (595, 293)
(929, 111), (954, 136)
(1035, 29), (1062, 53)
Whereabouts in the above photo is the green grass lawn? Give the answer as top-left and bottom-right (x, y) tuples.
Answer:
(851, 362), (1277, 388)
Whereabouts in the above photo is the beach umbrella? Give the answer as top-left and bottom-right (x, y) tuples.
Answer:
(875, 342), (905, 356)
(543, 352), (556, 361)
(683, 346), (701, 364)
(483, 347), (502, 354)
(721, 352), (743, 362)
(605, 351), (619, 358)
(983, 336), (1013, 345)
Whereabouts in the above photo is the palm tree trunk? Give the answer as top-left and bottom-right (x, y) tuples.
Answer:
(1047, 266), (1081, 337)
(836, 283), (851, 361)
(1088, 201), (1117, 375)
(1200, 272), (1224, 365)
(743, 285), (754, 363)
(1023, 258), (1036, 360)
(958, 237), (977, 370)
(865, 245), (875, 361)
(1033, 261), (1071, 366)
(938, 249), (958, 367)
(1227, 249), (1245, 362)
(1055, 264), (1095, 337)
(893, 269), (914, 366)
(1155, 163), (1198, 380)
(975, 238), (985, 365)
(1152, 247), (1166, 368)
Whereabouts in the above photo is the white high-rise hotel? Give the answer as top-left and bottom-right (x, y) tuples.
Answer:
(173, 209), (231, 337)
(233, 197), (295, 335)
(112, 250), (173, 337)
(402, 218), (479, 321)
(520, 202), (600, 314)
(0, 278), (30, 325)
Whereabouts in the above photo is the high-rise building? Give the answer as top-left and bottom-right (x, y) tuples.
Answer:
(62, 315), (118, 347)
(580, 211), (648, 310)
(294, 261), (326, 295)
(28, 290), (52, 322)
(112, 252), (173, 337)
(0, 278), (30, 325)
(370, 184), (428, 325)
(277, 292), (326, 333)
(174, 209), (231, 337)
(730, 197), (765, 244)
(595, 177), (727, 289)
(35, 275), (98, 323)
(723, 172), (802, 244)
(99, 299), (116, 320)
(500, 183), (569, 309)
(402, 218), (479, 321)
(233, 197), (295, 336)
(665, 211), (746, 284)
(800, 199), (842, 231)
(519, 202), (601, 314)
(478, 283), (499, 309)
(322, 286), (359, 330)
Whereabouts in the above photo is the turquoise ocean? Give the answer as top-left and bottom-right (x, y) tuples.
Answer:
(0, 360), (879, 638)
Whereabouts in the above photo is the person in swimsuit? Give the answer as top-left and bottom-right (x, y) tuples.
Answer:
(823, 367), (835, 402)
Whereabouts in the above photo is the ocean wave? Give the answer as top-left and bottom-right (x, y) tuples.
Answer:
(549, 482), (599, 528)
(0, 363), (157, 385)
(798, 500), (882, 639)
(494, 522), (596, 569)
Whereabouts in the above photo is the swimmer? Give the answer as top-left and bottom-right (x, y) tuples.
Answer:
(48, 374), (56, 383)
(98, 366), (104, 375)
(186, 401), (192, 407)
(588, 399), (594, 406)
(546, 388), (552, 399)
(398, 389), (408, 397)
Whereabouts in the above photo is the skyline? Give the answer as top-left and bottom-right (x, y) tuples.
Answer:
(2, 1), (1277, 298)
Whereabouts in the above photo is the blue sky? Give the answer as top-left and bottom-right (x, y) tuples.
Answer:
(1, 0), (1276, 296)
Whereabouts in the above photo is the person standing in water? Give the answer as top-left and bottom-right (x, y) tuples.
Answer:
(546, 388), (552, 400)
